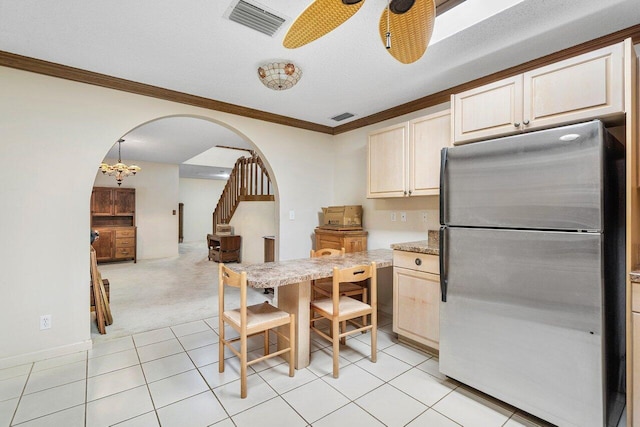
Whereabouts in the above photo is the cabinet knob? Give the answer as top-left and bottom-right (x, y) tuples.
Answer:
(523, 120), (530, 125)
(415, 258), (422, 266)
(514, 122), (521, 128)
(408, 190), (412, 196)
(403, 191), (407, 196)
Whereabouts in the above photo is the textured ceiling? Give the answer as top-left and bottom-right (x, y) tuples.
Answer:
(1, 0), (639, 174)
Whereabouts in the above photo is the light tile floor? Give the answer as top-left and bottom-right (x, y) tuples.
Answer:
(0, 314), (620, 427)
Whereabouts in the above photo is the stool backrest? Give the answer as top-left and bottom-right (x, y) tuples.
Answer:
(218, 263), (248, 330)
(331, 262), (377, 313)
(310, 247), (345, 258)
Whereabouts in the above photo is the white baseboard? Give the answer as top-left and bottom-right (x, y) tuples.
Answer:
(0, 340), (93, 370)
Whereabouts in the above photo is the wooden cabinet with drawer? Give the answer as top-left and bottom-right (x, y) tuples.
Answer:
(90, 186), (137, 263)
(393, 250), (440, 351)
(314, 228), (367, 253)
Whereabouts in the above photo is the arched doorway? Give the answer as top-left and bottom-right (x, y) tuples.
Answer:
(90, 115), (280, 340)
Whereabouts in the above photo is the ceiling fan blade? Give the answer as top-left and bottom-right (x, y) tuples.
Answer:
(283, 0), (365, 49)
(379, 0), (435, 64)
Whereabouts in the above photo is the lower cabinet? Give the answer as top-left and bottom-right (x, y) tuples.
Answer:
(393, 250), (440, 350)
(92, 226), (137, 263)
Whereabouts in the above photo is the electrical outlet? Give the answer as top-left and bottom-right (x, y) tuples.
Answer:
(422, 212), (428, 222)
(391, 212), (397, 222)
(40, 315), (51, 330)
(289, 210), (295, 220)
(400, 212), (407, 222)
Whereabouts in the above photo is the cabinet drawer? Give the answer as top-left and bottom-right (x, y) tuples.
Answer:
(393, 250), (438, 274)
(633, 282), (640, 312)
(116, 238), (135, 248)
(116, 228), (135, 238)
(114, 247), (135, 259)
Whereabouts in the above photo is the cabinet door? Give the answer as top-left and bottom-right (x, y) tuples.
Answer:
(409, 110), (451, 196)
(91, 228), (114, 262)
(344, 236), (367, 253)
(91, 188), (114, 216)
(367, 122), (409, 198)
(523, 42), (624, 132)
(393, 267), (440, 349)
(114, 188), (135, 216)
(453, 75), (523, 144)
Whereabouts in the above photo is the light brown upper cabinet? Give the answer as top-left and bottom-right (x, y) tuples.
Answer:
(367, 109), (451, 198)
(453, 41), (625, 145)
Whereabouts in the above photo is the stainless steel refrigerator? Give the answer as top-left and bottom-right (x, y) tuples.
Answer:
(439, 120), (625, 427)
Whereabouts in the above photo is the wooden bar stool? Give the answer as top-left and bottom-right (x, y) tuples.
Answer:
(218, 263), (295, 398)
(310, 262), (377, 378)
(311, 247), (367, 336)
(310, 248), (367, 303)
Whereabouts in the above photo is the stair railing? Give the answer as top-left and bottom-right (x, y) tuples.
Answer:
(212, 154), (273, 230)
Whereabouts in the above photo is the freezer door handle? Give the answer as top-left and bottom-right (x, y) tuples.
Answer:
(440, 226), (447, 302)
(439, 147), (448, 225)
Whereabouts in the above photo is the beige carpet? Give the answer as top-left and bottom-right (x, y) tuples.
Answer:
(92, 241), (271, 342)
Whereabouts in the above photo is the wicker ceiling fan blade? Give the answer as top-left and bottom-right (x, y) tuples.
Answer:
(283, 0), (365, 49)
(379, 0), (435, 64)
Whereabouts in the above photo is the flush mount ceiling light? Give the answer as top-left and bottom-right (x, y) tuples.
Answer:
(99, 139), (141, 186)
(257, 62), (302, 91)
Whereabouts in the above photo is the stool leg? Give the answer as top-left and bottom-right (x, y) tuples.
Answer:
(289, 314), (296, 377)
(332, 319), (340, 378)
(240, 332), (248, 398)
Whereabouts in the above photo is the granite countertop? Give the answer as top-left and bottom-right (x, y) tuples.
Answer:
(227, 248), (393, 289)
(631, 266), (640, 283)
(390, 230), (440, 255)
(390, 240), (439, 255)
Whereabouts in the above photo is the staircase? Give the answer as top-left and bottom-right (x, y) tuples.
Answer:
(212, 154), (274, 230)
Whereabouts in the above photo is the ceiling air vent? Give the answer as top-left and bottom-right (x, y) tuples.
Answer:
(331, 112), (355, 122)
(226, 0), (286, 37)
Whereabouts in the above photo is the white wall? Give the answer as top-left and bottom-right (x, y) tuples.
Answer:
(230, 201), (276, 265)
(94, 160), (179, 260)
(0, 66), (334, 366)
(178, 178), (225, 243)
(332, 103), (450, 250)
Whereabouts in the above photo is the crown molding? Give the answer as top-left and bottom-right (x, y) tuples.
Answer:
(0, 51), (334, 135)
(1, 23), (639, 136)
(333, 22), (640, 134)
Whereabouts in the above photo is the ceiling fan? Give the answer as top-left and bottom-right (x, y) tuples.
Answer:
(282, 0), (436, 64)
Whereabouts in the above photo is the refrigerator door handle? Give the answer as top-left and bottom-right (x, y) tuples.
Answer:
(439, 147), (448, 225)
(440, 226), (447, 302)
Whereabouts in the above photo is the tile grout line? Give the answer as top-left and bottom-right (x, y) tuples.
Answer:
(8, 363), (33, 427)
(131, 334), (162, 426)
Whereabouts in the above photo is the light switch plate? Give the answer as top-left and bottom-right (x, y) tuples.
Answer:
(289, 210), (295, 220)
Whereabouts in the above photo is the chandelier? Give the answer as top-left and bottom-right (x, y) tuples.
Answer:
(257, 61), (302, 91)
(99, 139), (141, 186)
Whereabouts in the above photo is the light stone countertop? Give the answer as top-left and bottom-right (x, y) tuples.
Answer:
(390, 230), (440, 255)
(631, 267), (640, 283)
(390, 240), (439, 256)
(226, 248), (393, 289)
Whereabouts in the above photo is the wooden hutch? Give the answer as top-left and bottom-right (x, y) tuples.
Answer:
(90, 187), (137, 263)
